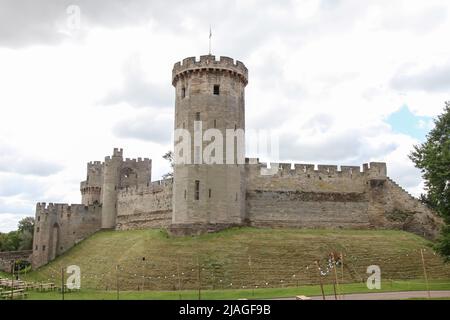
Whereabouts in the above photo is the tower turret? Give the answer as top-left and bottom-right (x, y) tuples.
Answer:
(101, 148), (123, 229)
(170, 55), (248, 234)
(81, 161), (103, 205)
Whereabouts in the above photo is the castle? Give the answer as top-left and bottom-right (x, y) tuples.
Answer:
(32, 55), (442, 269)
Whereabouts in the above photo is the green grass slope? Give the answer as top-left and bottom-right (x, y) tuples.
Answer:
(22, 228), (450, 291)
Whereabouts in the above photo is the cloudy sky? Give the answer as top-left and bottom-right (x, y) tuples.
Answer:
(1, 0), (449, 232)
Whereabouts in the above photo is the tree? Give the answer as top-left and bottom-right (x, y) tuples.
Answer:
(1, 231), (21, 252)
(18, 230), (33, 251)
(0, 217), (35, 252)
(409, 101), (450, 261)
(18, 217), (34, 234)
(0, 233), (7, 251)
(162, 150), (174, 179)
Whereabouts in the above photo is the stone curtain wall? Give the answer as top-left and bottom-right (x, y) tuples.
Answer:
(0, 251), (32, 272)
(246, 190), (370, 229)
(244, 161), (442, 239)
(32, 203), (102, 269)
(245, 162), (371, 229)
(116, 180), (173, 230)
(383, 178), (442, 239)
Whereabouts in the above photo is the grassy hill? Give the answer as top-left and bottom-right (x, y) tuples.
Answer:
(22, 227), (450, 291)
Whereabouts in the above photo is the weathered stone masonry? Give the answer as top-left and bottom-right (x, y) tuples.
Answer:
(31, 55), (443, 269)
(0, 250), (32, 272)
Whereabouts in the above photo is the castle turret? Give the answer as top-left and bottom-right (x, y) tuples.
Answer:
(81, 161), (103, 205)
(170, 55), (248, 234)
(101, 148), (123, 229)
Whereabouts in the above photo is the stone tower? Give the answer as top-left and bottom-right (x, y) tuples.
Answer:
(170, 55), (249, 234)
(101, 148), (123, 229)
(80, 161), (103, 206)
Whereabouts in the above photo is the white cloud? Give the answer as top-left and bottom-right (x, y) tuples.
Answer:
(0, 213), (31, 233)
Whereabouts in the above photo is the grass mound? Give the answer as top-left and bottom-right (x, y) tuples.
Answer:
(22, 227), (450, 291)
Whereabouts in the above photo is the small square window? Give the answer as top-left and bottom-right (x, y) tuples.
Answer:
(213, 85), (220, 95)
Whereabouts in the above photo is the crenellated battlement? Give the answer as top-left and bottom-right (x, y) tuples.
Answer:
(88, 161), (103, 166)
(363, 162), (387, 179)
(118, 178), (173, 196)
(35, 202), (97, 214)
(113, 148), (123, 157)
(80, 185), (101, 193)
(247, 160), (387, 179)
(172, 55), (248, 86)
(123, 157), (151, 165)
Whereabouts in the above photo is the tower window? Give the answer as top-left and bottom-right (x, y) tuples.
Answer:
(195, 112), (200, 121)
(213, 119), (216, 128)
(184, 190), (186, 199)
(42, 245), (46, 251)
(195, 180), (200, 200)
(209, 189), (212, 198)
(181, 87), (186, 98)
(213, 85), (220, 95)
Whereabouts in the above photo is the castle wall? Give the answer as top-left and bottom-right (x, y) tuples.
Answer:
(382, 178), (442, 239)
(244, 160), (442, 239)
(0, 251), (32, 272)
(120, 157), (152, 188)
(32, 203), (101, 269)
(245, 161), (371, 228)
(116, 179), (173, 230)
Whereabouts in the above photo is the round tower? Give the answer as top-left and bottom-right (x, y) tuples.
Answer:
(171, 55), (248, 234)
(101, 148), (123, 229)
(81, 161), (103, 206)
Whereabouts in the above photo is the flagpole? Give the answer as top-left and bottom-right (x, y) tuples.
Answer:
(209, 25), (212, 55)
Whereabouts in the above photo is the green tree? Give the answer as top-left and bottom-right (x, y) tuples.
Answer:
(18, 216), (34, 234)
(18, 230), (33, 251)
(0, 233), (7, 251)
(2, 231), (21, 251)
(0, 217), (35, 252)
(409, 102), (450, 261)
